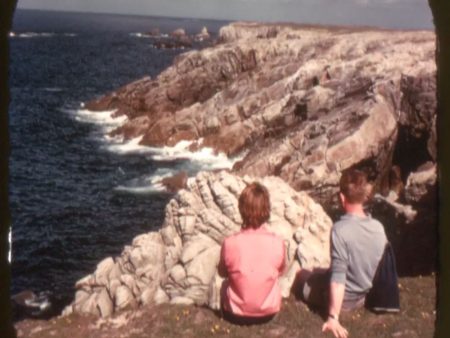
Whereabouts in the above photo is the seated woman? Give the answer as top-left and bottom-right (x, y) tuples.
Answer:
(218, 182), (285, 325)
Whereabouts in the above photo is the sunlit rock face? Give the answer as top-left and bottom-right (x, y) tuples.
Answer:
(86, 22), (435, 207)
(64, 171), (332, 317)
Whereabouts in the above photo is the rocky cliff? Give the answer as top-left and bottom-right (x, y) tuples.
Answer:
(86, 22), (435, 208)
(69, 22), (437, 317)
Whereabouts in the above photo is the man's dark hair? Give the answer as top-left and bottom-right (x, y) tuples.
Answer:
(238, 182), (270, 228)
(339, 169), (370, 204)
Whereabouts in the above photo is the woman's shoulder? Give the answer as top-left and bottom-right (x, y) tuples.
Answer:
(259, 226), (285, 245)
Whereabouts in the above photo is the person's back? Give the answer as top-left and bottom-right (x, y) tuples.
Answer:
(218, 182), (285, 324)
(221, 226), (284, 316)
(322, 168), (389, 338)
(331, 214), (387, 302)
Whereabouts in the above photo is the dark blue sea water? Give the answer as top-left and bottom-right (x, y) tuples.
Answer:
(9, 9), (229, 310)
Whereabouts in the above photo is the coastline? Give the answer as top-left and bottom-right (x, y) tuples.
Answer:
(7, 11), (442, 336)
(57, 21), (438, 319)
(2, 0), (449, 335)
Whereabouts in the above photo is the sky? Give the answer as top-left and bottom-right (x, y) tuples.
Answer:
(17, 0), (433, 30)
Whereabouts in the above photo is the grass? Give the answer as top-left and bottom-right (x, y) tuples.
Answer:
(14, 275), (436, 338)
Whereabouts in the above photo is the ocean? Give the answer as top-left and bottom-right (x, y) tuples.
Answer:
(9, 9), (231, 312)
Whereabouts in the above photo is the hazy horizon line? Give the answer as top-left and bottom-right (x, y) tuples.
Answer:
(14, 7), (434, 33)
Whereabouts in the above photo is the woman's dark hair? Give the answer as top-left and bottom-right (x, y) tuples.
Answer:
(238, 182), (271, 229)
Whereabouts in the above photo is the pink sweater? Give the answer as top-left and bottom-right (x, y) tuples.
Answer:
(219, 226), (285, 317)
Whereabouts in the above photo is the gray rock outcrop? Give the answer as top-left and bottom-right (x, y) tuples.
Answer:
(63, 171), (332, 317)
(195, 26), (210, 41)
(86, 22), (436, 208)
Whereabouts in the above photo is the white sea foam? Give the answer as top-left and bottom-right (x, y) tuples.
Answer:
(67, 105), (244, 194)
(130, 32), (149, 38)
(114, 169), (174, 194)
(105, 136), (243, 170)
(41, 87), (64, 92)
(104, 136), (154, 154)
(106, 137), (244, 193)
(114, 184), (166, 194)
(151, 140), (241, 170)
(130, 32), (170, 39)
(9, 32), (76, 38)
(64, 108), (128, 133)
(102, 133), (124, 144)
(15, 32), (55, 38)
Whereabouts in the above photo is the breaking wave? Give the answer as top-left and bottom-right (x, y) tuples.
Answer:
(129, 32), (169, 38)
(9, 32), (77, 38)
(67, 108), (244, 193)
(63, 107), (128, 133)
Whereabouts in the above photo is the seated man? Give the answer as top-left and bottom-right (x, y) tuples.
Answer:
(218, 182), (285, 325)
(299, 169), (387, 338)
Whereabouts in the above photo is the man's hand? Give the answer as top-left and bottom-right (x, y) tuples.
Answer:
(324, 281), (347, 337)
(322, 318), (348, 338)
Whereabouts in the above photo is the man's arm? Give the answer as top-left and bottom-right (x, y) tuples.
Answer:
(323, 227), (349, 338)
(322, 281), (348, 338)
(328, 281), (345, 318)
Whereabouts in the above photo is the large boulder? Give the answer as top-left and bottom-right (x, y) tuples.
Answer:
(63, 171), (332, 317)
(195, 26), (210, 41)
(171, 28), (187, 38)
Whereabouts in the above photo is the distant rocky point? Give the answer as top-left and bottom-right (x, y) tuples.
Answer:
(145, 26), (212, 50)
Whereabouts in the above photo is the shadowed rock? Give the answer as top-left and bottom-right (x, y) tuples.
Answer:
(369, 163), (437, 276)
(161, 171), (188, 192)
